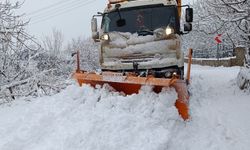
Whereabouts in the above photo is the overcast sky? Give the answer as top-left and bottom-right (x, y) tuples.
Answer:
(18, 0), (106, 42)
(18, 0), (191, 42)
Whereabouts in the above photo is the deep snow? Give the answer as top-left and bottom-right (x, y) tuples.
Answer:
(0, 65), (249, 150)
(237, 67), (250, 90)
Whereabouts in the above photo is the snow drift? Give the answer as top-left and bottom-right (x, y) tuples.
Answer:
(0, 85), (180, 150)
(237, 67), (250, 91)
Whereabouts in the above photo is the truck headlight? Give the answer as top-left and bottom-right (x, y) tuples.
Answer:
(101, 33), (109, 41)
(165, 26), (174, 35)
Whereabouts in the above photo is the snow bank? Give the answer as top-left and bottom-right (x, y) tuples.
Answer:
(0, 84), (180, 150)
(168, 65), (250, 150)
(237, 67), (250, 91)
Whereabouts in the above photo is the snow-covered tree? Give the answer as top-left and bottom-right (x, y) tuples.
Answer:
(0, 1), (41, 101)
(183, 0), (237, 58)
(205, 0), (250, 90)
(207, 0), (250, 62)
(0, 1), (100, 103)
(66, 37), (99, 71)
(0, 1), (70, 102)
(42, 28), (64, 57)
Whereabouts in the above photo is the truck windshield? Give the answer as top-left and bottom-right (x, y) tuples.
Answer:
(102, 5), (179, 34)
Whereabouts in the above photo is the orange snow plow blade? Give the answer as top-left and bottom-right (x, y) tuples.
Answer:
(74, 72), (190, 120)
(73, 49), (193, 120)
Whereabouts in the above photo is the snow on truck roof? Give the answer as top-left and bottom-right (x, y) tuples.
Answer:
(105, 0), (177, 13)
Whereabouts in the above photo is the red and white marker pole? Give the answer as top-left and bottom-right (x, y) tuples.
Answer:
(215, 34), (222, 60)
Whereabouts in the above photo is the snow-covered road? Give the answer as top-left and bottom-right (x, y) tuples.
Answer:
(168, 65), (250, 150)
(0, 65), (249, 150)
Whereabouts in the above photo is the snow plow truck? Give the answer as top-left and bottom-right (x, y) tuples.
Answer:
(73, 0), (193, 120)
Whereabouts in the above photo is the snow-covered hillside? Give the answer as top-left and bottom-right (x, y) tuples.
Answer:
(0, 65), (249, 150)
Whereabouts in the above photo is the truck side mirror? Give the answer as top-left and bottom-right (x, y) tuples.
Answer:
(184, 23), (192, 32)
(91, 17), (99, 40)
(185, 8), (193, 22)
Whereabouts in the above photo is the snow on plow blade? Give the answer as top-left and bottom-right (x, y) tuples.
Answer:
(73, 72), (190, 120)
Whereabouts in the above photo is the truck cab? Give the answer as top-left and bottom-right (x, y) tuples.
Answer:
(91, 0), (193, 79)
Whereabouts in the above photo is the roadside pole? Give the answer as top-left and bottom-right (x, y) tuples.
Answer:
(215, 34), (222, 60)
(217, 43), (219, 60)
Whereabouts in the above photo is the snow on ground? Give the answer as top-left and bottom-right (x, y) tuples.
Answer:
(0, 65), (250, 150)
(169, 65), (250, 150)
(237, 67), (250, 90)
(0, 85), (179, 150)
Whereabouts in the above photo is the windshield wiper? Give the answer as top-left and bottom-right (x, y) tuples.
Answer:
(137, 29), (153, 36)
